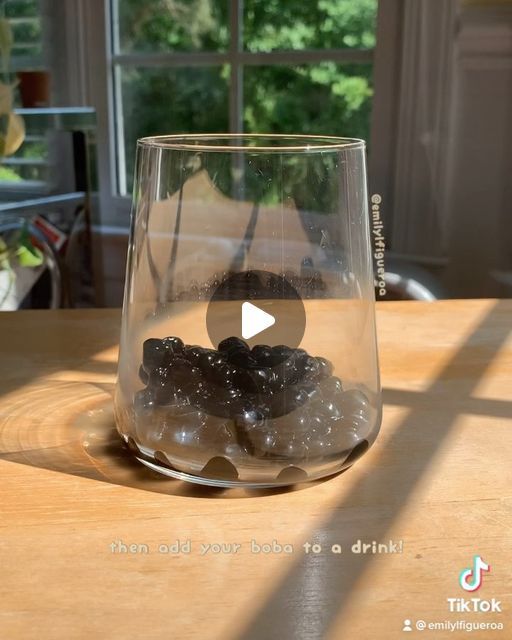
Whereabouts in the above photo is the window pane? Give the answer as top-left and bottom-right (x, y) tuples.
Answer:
(118, 66), (230, 194)
(244, 63), (373, 143)
(4, 0), (43, 60)
(115, 0), (229, 54)
(244, 0), (378, 52)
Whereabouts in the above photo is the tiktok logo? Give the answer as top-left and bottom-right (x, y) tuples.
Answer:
(459, 555), (490, 592)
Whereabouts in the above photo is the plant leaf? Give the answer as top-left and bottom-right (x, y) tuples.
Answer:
(15, 224), (44, 267)
(16, 244), (44, 267)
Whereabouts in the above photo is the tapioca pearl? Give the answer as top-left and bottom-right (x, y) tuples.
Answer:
(335, 390), (371, 433)
(134, 388), (156, 413)
(184, 345), (204, 365)
(319, 418), (362, 453)
(303, 356), (321, 381)
(315, 357), (333, 379)
(235, 408), (266, 431)
(209, 363), (237, 389)
(318, 375), (344, 397)
(218, 336), (249, 354)
(191, 382), (216, 411)
(309, 399), (342, 422)
(231, 366), (261, 393)
(198, 349), (226, 370)
(227, 349), (259, 369)
(148, 367), (175, 404)
(142, 338), (170, 372)
(338, 389), (371, 417)
(269, 384), (312, 418)
(214, 386), (244, 414)
(247, 367), (273, 391)
(162, 336), (184, 354)
(251, 344), (272, 362)
(271, 344), (293, 363)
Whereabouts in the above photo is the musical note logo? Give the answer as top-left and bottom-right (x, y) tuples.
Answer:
(459, 555), (490, 592)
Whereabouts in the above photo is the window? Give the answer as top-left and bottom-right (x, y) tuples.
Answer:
(110, 0), (378, 195)
(3, 0), (43, 68)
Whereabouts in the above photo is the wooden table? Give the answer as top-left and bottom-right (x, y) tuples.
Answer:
(0, 300), (510, 639)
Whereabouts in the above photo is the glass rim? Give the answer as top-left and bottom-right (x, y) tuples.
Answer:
(137, 133), (365, 153)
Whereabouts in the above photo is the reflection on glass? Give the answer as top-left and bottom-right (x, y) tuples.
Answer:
(119, 66), (229, 193)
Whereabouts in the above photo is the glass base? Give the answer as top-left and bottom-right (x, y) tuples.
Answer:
(135, 454), (349, 488)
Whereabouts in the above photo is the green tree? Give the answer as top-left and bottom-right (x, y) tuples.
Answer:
(117, 0), (377, 191)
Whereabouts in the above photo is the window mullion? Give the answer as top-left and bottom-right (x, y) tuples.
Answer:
(229, 0), (243, 133)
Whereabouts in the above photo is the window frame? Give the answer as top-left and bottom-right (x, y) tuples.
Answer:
(65, 0), (404, 228)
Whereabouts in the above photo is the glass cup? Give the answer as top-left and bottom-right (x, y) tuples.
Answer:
(115, 134), (381, 487)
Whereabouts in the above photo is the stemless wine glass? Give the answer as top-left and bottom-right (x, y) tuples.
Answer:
(115, 134), (381, 487)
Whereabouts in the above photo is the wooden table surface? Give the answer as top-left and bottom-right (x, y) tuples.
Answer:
(0, 300), (511, 640)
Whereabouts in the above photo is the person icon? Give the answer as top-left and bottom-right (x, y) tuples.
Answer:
(402, 619), (412, 632)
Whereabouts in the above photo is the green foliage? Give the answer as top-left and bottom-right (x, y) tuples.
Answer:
(0, 163), (21, 180)
(118, 0), (229, 52)
(117, 0), (377, 192)
(244, 0), (377, 51)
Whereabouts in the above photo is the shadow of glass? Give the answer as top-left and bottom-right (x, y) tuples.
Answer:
(0, 380), (329, 500)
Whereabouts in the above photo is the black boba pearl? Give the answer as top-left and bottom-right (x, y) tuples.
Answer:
(235, 408), (265, 429)
(227, 349), (259, 369)
(134, 387), (156, 411)
(282, 352), (308, 384)
(173, 360), (201, 393)
(251, 344), (273, 366)
(148, 365), (171, 386)
(162, 336), (184, 353)
(232, 366), (259, 393)
(303, 356), (321, 381)
(218, 387), (245, 417)
(170, 356), (193, 376)
(142, 338), (170, 372)
(294, 383), (317, 406)
(191, 381), (215, 411)
(148, 366), (175, 403)
(316, 357), (333, 379)
(268, 386), (300, 418)
(138, 365), (149, 385)
(210, 363), (237, 389)
(198, 350), (226, 374)
(319, 376), (343, 396)
(184, 345), (203, 365)
(249, 367), (273, 390)
(268, 368), (286, 392)
(271, 345), (293, 363)
(218, 337), (249, 354)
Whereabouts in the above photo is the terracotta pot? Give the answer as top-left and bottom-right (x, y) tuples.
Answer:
(17, 71), (50, 108)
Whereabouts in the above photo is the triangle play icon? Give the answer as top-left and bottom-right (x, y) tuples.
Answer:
(241, 301), (276, 340)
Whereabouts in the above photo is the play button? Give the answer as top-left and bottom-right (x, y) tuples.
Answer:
(242, 302), (275, 340)
(206, 270), (306, 350)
